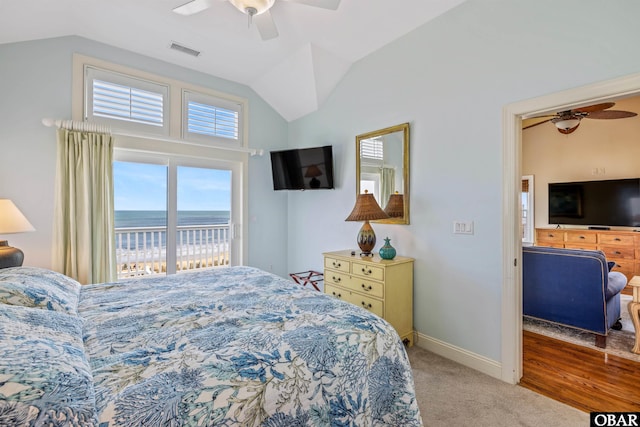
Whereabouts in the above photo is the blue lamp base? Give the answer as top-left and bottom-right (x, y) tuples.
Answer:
(0, 240), (24, 269)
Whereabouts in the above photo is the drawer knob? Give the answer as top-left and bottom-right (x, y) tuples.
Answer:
(615, 238), (621, 241)
(362, 268), (372, 275)
(332, 276), (341, 282)
(548, 234), (554, 237)
(615, 251), (622, 255)
(361, 301), (372, 309)
(332, 261), (341, 268)
(579, 236), (585, 239)
(332, 291), (342, 298)
(361, 284), (373, 291)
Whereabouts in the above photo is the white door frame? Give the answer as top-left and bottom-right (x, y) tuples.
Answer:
(501, 72), (640, 384)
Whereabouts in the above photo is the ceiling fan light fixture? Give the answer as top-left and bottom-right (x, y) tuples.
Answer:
(229, 0), (275, 15)
(552, 117), (581, 132)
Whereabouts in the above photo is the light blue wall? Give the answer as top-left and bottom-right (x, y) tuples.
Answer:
(286, 0), (640, 362)
(4, 0), (640, 365)
(0, 36), (290, 277)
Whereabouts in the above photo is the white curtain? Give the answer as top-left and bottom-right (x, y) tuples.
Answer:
(380, 167), (395, 210)
(53, 128), (116, 284)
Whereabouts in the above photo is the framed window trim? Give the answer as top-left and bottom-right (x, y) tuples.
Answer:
(113, 149), (245, 271)
(72, 54), (250, 266)
(85, 65), (170, 136)
(182, 90), (244, 148)
(73, 54), (249, 150)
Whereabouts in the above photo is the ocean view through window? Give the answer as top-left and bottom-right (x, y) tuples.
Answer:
(114, 161), (232, 278)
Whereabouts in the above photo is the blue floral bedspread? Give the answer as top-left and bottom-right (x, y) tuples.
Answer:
(79, 266), (423, 426)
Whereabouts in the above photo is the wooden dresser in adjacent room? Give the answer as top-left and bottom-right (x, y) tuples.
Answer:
(323, 250), (414, 345)
(536, 228), (640, 294)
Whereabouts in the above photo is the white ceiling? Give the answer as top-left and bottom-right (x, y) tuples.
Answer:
(0, 0), (466, 121)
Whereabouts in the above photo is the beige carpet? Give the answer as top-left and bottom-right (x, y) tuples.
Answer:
(522, 294), (638, 362)
(407, 346), (588, 427)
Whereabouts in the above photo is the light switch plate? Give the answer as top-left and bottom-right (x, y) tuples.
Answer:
(453, 220), (474, 235)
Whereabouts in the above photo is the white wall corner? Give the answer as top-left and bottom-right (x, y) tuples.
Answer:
(310, 44), (352, 107)
(251, 44), (318, 121)
(251, 43), (352, 121)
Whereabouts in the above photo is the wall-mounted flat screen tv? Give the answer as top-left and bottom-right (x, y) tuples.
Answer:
(548, 178), (640, 227)
(270, 145), (335, 190)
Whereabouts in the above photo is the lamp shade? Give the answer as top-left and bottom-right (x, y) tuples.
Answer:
(304, 164), (323, 178)
(345, 191), (389, 222)
(0, 199), (35, 234)
(383, 192), (404, 218)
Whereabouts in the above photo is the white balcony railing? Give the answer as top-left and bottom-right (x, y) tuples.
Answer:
(115, 224), (230, 279)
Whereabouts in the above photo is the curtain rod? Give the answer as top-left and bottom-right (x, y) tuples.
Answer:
(41, 118), (264, 157)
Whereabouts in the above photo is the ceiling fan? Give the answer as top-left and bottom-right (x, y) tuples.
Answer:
(173, 0), (341, 41)
(522, 102), (637, 134)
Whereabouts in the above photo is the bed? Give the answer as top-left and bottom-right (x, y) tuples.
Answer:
(0, 265), (423, 426)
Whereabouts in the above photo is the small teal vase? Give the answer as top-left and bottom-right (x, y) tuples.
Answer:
(378, 237), (396, 260)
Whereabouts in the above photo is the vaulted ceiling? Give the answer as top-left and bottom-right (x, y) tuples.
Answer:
(0, 0), (466, 121)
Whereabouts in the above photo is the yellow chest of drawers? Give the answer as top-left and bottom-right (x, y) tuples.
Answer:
(323, 250), (414, 346)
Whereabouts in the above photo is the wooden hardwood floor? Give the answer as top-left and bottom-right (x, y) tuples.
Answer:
(520, 330), (640, 413)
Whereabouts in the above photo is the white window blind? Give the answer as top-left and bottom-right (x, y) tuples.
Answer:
(93, 80), (163, 126)
(183, 91), (243, 146)
(360, 137), (384, 160)
(85, 66), (169, 135)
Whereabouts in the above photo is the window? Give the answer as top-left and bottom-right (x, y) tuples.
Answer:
(75, 56), (249, 277)
(85, 66), (169, 135)
(360, 137), (384, 161)
(183, 90), (243, 146)
(522, 175), (534, 245)
(113, 152), (242, 279)
(360, 172), (380, 199)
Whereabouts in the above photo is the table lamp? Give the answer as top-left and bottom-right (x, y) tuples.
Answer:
(345, 190), (389, 256)
(305, 164), (323, 188)
(0, 199), (35, 268)
(383, 191), (404, 218)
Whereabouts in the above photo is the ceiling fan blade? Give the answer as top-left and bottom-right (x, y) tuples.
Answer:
(522, 117), (553, 130)
(573, 102), (615, 114)
(173, 0), (218, 15)
(285, 0), (341, 10)
(255, 10), (279, 40)
(586, 110), (638, 120)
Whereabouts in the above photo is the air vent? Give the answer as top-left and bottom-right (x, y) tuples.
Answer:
(170, 42), (201, 57)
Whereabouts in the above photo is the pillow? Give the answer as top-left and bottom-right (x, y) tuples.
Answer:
(0, 304), (98, 425)
(606, 271), (627, 300)
(0, 266), (81, 315)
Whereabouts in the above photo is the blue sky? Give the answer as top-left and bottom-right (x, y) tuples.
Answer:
(114, 161), (231, 211)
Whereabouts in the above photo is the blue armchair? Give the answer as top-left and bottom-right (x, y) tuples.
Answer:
(523, 246), (627, 348)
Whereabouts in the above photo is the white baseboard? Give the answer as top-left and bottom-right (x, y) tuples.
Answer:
(414, 331), (503, 380)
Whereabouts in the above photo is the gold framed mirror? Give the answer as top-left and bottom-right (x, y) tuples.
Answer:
(356, 122), (409, 224)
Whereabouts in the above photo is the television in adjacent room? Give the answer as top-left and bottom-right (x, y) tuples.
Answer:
(548, 178), (640, 227)
(270, 145), (335, 190)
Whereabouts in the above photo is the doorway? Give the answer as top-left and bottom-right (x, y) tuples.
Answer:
(113, 150), (243, 279)
(501, 72), (640, 383)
